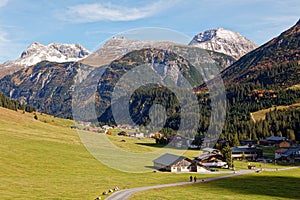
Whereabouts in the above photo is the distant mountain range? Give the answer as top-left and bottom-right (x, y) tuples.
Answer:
(0, 27), (245, 118)
(0, 22), (299, 121)
(0, 27), (256, 75)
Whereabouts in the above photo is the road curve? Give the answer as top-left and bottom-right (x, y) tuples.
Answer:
(105, 167), (299, 200)
(105, 170), (252, 200)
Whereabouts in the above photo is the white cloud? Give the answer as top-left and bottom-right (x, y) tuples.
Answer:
(0, 30), (9, 43)
(0, 30), (12, 62)
(59, 1), (176, 23)
(0, 29), (24, 63)
(0, 0), (8, 8)
(261, 16), (299, 26)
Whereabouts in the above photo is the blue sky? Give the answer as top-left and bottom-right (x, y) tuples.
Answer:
(0, 0), (299, 63)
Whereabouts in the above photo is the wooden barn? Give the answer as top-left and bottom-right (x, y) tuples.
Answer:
(194, 148), (227, 168)
(153, 153), (205, 172)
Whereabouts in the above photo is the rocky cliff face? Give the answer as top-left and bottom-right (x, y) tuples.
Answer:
(92, 47), (223, 124)
(0, 61), (84, 118)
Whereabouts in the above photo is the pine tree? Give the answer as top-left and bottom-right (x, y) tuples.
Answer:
(232, 134), (240, 147)
(242, 152), (246, 161)
(222, 144), (233, 168)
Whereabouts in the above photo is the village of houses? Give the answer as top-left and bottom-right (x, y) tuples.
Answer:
(74, 122), (300, 173)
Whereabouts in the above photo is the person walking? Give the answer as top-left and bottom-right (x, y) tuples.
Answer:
(194, 176), (197, 182)
(189, 175), (193, 182)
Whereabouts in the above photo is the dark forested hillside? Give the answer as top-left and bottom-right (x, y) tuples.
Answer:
(221, 19), (300, 87)
(219, 85), (300, 143)
(0, 92), (35, 112)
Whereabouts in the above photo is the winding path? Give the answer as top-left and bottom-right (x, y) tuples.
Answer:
(106, 170), (252, 200)
(106, 167), (299, 200)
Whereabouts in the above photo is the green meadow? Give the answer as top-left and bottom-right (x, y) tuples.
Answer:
(1, 107), (299, 199)
(130, 168), (300, 200)
(0, 107), (216, 199)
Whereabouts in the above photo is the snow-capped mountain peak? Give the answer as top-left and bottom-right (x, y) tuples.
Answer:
(0, 42), (90, 78)
(18, 42), (90, 66)
(189, 28), (258, 59)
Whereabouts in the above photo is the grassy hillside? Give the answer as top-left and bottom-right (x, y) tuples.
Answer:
(131, 168), (300, 200)
(251, 106), (288, 121)
(251, 103), (300, 121)
(0, 107), (215, 199)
